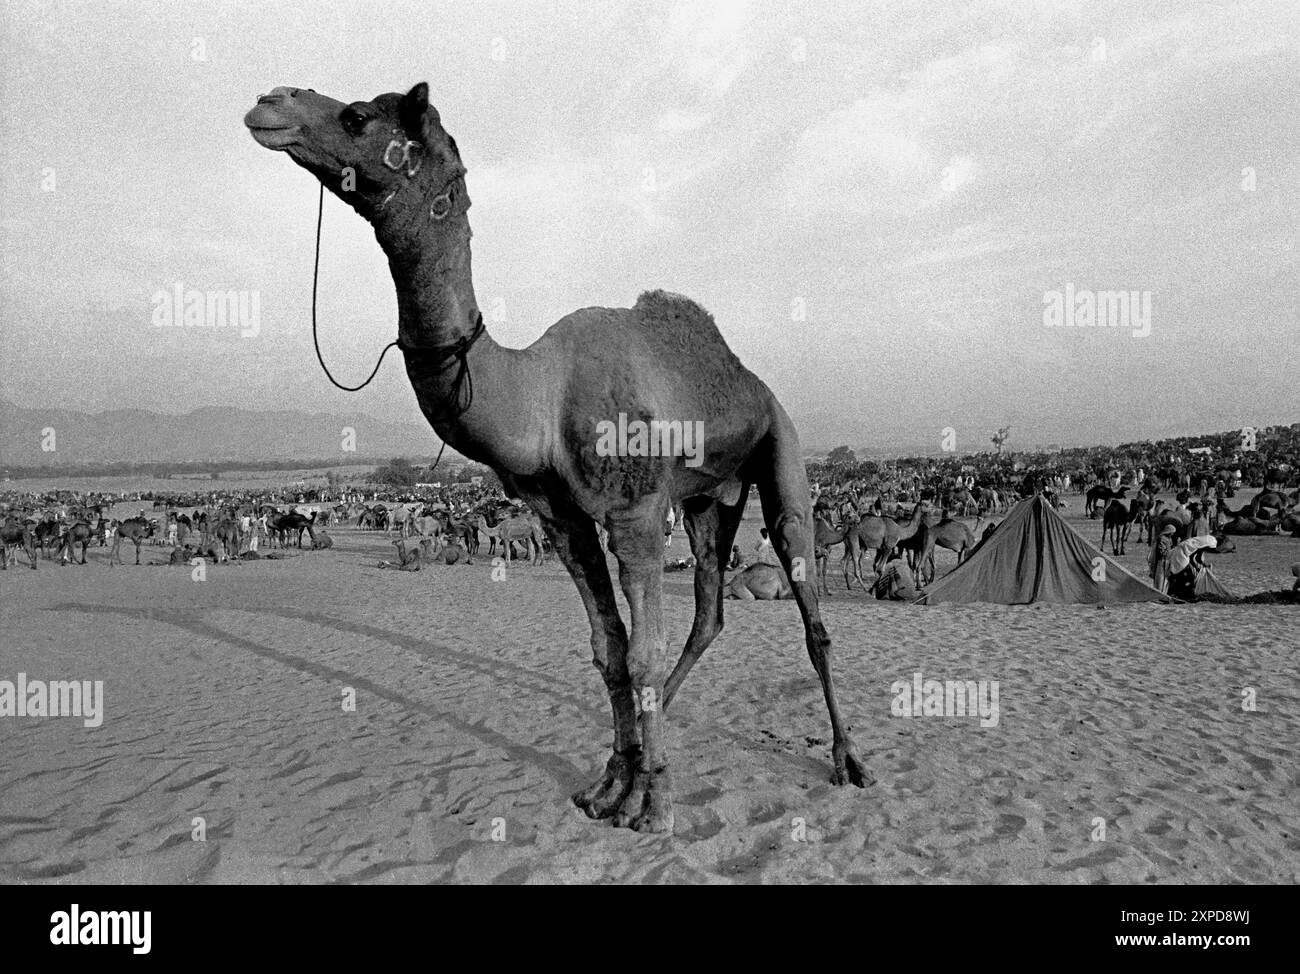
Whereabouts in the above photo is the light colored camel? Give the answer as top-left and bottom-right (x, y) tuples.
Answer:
(411, 515), (441, 541)
(428, 540), (473, 565)
(724, 563), (791, 600)
(475, 514), (544, 565)
(812, 511), (858, 594)
(246, 81), (870, 832)
(915, 516), (976, 585)
(852, 502), (926, 580)
(386, 504), (414, 538)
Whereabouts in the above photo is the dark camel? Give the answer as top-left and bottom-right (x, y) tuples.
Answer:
(267, 510), (317, 548)
(109, 517), (154, 566)
(246, 81), (870, 832)
(57, 520), (97, 565)
(1100, 489), (1132, 555)
(1, 519), (38, 570)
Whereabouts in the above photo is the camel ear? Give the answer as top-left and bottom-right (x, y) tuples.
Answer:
(400, 82), (436, 142)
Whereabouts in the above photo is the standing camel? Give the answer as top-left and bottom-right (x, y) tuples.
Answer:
(246, 81), (870, 832)
(109, 517), (154, 566)
(812, 511), (858, 595)
(475, 514), (545, 565)
(57, 520), (97, 565)
(1099, 490), (1131, 555)
(1, 519), (38, 570)
(853, 502), (925, 580)
(914, 516), (976, 585)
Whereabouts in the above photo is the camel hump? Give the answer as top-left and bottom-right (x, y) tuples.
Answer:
(633, 290), (722, 335)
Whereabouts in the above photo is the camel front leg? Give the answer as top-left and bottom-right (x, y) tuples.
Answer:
(538, 511), (640, 821)
(610, 517), (674, 833)
(840, 535), (860, 591)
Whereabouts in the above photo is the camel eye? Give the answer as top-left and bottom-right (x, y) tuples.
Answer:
(341, 108), (369, 136)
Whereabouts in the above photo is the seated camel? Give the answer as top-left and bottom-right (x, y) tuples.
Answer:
(1216, 499), (1281, 535)
(724, 563), (792, 600)
(428, 541), (472, 565)
(378, 537), (447, 570)
(378, 538), (424, 570)
(312, 529), (334, 550)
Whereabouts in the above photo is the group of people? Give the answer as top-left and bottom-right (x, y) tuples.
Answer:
(1145, 490), (1218, 598)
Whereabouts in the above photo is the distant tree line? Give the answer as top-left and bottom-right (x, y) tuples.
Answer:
(0, 456), (399, 481)
(369, 458), (500, 488)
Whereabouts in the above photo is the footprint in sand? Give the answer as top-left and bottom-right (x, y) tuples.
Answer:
(1242, 754), (1273, 774)
(677, 785), (723, 807)
(994, 813), (1026, 837)
(675, 808), (725, 841)
(746, 801), (786, 826)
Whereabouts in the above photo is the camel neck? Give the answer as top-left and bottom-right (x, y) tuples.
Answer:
(374, 203), (479, 348)
(372, 201), (540, 477)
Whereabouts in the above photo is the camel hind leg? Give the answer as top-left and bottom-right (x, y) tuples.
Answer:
(662, 488), (748, 709)
(749, 422), (872, 788)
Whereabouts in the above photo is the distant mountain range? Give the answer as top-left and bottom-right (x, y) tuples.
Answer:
(0, 401), (444, 469)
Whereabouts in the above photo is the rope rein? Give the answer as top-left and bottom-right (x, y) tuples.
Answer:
(311, 185), (400, 392)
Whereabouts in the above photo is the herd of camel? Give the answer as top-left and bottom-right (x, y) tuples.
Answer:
(812, 492), (979, 594)
(0, 499), (549, 571)
(717, 490), (981, 600)
(717, 480), (1300, 600)
(1090, 484), (1300, 556)
(0, 506), (323, 569)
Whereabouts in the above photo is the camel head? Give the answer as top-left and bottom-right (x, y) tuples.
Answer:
(244, 82), (468, 227)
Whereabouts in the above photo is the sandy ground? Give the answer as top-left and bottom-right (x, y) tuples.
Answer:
(1, 498), (1297, 884)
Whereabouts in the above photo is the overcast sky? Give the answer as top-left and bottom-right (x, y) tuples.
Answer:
(2, 0), (1296, 451)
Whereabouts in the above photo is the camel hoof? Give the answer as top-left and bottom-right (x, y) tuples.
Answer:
(833, 740), (874, 789)
(610, 767), (673, 833)
(572, 751), (636, 820)
(630, 791), (674, 834)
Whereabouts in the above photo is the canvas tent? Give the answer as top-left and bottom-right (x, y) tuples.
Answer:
(915, 494), (1173, 605)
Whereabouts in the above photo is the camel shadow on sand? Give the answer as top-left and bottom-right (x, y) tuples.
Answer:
(48, 602), (587, 791)
(49, 601), (830, 794)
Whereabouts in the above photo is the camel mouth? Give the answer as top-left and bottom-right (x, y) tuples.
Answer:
(244, 103), (301, 149)
(245, 122), (300, 150)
